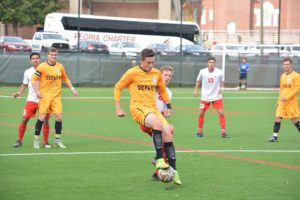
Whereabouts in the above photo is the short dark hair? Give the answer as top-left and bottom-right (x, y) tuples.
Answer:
(282, 57), (292, 64)
(208, 57), (216, 62)
(30, 52), (40, 60)
(141, 48), (155, 60)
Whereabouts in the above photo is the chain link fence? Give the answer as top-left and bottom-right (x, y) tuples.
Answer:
(1, 52), (299, 88)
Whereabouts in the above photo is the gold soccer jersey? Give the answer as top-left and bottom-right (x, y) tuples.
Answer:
(276, 71), (300, 118)
(114, 66), (169, 109)
(32, 61), (71, 99)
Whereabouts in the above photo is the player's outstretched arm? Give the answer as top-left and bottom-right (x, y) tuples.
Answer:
(31, 76), (41, 99)
(193, 81), (200, 97)
(218, 81), (225, 95)
(115, 101), (127, 117)
(163, 103), (172, 118)
(71, 87), (79, 97)
(13, 84), (27, 98)
(64, 79), (78, 97)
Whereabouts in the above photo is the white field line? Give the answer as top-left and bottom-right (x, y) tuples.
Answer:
(0, 95), (277, 100)
(172, 91), (279, 94)
(1, 150), (300, 157)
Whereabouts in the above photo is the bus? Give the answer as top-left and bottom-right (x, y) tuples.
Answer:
(43, 13), (201, 48)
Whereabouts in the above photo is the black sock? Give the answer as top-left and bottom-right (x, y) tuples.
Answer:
(273, 122), (281, 139)
(55, 121), (62, 134)
(239, 83), (241, 88)
(35, 119), (43, 136)
(164, 142), (176, 170)
(294, 121), (300, 132)
(152, 129), (163, 159)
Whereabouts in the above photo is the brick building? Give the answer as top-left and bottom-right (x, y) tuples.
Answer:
(186, 0), (300, 46)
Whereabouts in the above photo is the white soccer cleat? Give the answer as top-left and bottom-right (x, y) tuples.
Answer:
(43, 142), (51, 148)
(54, 141), (66, 148)
(33, 140), (40, 149)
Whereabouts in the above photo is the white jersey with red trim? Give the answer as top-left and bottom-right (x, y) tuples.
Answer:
(156, 88), (172, 112)
(23, 67), (39, 103)
(196, 67), (224, 101)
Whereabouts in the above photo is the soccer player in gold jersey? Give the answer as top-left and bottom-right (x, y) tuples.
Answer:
(269, 57), (300, 142)
(114, 49), (181, 185)
(32, 48), (78, 149)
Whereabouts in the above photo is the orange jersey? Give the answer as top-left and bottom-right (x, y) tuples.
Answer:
(32, 61), (71, 99)
(114, 66), (169, 108)
(278, 70), (300, 104)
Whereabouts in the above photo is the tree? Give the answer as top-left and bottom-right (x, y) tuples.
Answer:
(0, 0), (64, 35)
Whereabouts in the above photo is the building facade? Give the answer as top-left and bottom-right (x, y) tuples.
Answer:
(191, 0), (300, 46)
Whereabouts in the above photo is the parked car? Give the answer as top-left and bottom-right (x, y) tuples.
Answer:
(31, 32), (70, 52)
(110, 42), (141, 57)
(210, 44), (248, 57)
(0, 36), (31, 52)
(175, 44), (211, 56)
(243, 44), (290, 57)
(74, 40), (109, 54)
(146, 43), (178, 56)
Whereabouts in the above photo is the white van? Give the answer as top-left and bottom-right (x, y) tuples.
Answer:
(210, 44), (248, 58)
(285, 45), (300, 57)
(244, 44), (292, 57)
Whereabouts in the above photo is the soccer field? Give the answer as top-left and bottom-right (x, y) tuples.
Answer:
(0, 87), (299, 200)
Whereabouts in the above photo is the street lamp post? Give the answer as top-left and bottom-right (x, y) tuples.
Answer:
(277, 0), (281, 45)
(76, 0), (81, 86)
(77, 0), (81, 51)
(260, 0), (264, 56)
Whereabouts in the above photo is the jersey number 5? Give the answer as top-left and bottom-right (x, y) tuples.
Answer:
(23, 109), (27, 116)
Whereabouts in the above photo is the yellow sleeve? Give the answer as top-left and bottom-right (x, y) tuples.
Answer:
(114, 70), (132, 102)
(31, 65), (42, 85)
(61, 65), (71, 85)
(277, 75), (283, 104)
(285, 72), (300, 100)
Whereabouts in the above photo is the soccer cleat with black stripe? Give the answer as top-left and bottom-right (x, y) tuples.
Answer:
(195, 133), (204, 137)
(13, 140), (22, 148)
(221, 133), (230, 138)
(268, 137), (278, 142)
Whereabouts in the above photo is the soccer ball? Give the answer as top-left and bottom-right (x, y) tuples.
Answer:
(157, 167), (174, 183)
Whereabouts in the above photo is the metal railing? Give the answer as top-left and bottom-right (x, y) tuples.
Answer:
(201, 30), (300, 48)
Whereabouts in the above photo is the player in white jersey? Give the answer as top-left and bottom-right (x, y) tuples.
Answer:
(193, 57), (229, 138)
(12, 53), (51, 148)
(156, 86), (172, 113)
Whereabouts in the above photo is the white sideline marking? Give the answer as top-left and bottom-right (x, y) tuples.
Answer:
(0, 95), (277, 100)
(1, 150), (300, 157)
